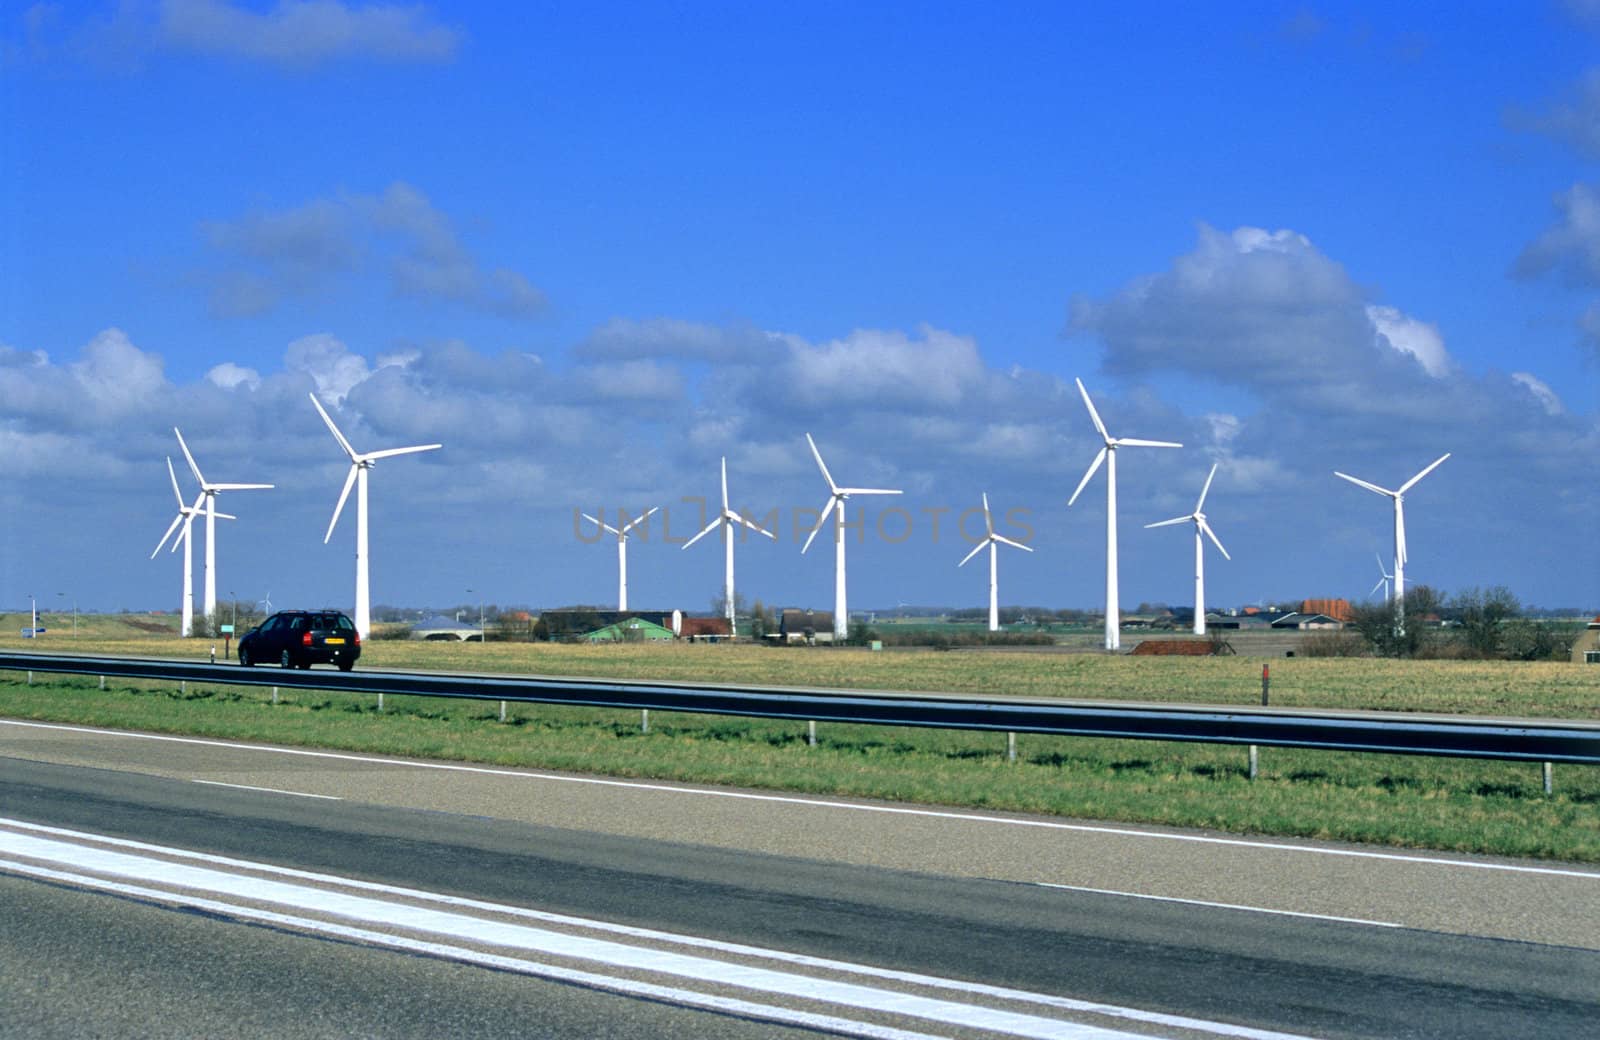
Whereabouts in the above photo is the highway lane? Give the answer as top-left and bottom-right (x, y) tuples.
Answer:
(3, 722), (1599, 1038)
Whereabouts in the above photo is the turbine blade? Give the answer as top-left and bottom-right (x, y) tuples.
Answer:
(735, 514), (777, 540)
(1075, 378), (1110, 441)
(309, 392), (360, 461)
(166, 457), (185, 508)
(173, 428), (205, 486)
(680, 516), (723, 551)
(212, 511), (238, 521)
(1115, 438), (1183, 449)
(993, 534), (1033, 553)
(837, 487), (903, 496)
(1200, 518), (1230, 560)
(1195, 463), (1218, 512)
(720, 456), (730, 513)
(210, 482), (274, 491)
(580, 513), (620, 537)
(805, 433), (838, 492)
(1068, 447), (1107, 506)
(151, 514), (183, 558)
(1144, 515), (1190, 529)
(801, 495), (839, 554)
(1375, 552), (1391, 578)
(958, 539), (989, 567)
(1398, 453), (1450, 494)
(1334, 471), (1395, 498)
(619, 506), (659, 535)
(1370, 576), (1387, 596)
(982, 492), (993, 537)
(325, 465), (358, 543)
(364, 444), (442, 462)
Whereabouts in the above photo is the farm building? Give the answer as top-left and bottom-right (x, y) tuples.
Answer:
(778, 608), (834, 644)
(585, 617), (674, 642)
(410, 615), (484, 641)
(1268, 612), (1344, 630)
(678, 616), (732, 641)
(1572, 617), (1600, 664)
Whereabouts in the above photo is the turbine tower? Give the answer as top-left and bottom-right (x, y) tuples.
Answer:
(801, 433), (902, 641)
(957, 492), (1033, 632)
(682, 458), (774, 636)
(174, 428), (272, 623)
(1066, 379), (1182, 651)
(310, 392), (442, 637)
(1145, 463), (1229, 636)
(582, 507), (659, 611)
(1334, 453), (1449, 631)
(151, 458), (233, 637)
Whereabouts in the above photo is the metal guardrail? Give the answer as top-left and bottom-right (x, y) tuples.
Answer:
(2, 651), (1598, 765)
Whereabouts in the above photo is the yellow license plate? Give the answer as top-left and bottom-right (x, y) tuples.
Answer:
(325, 637), (345, 645)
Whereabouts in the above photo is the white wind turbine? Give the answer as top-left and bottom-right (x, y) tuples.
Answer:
(1334, 453), (1449, 631)
(310, 392), (442, 637)
(582, 507), (659, 611)
(958, 492), (1033, 633)
(1067, 379), (1182, 651)
(174, 428), (272, 624)
(151, 457), (234, 637)
(1144, 463), (1229, 636)
(801, 433), (902, 641)
(1371, 554), (1394, 603)
(682, 458), (774, 636)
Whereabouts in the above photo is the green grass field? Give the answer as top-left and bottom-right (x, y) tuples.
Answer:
(3, 614), (1598, 861)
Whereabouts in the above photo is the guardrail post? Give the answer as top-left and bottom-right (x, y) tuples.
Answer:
(1543, 761), (1553, 796)
(27, 671), (33, 684)
(377, 692), (384, 712)
(180, 680), (186, 695)
(271, 686), (279, 705)
(1249, 663), (1269, 779)
(500, 699), (507, 723)
(641, 709), (649, 734)
(808, 720), (817, 747)
(99, 675), (105, 690)
(1007, 731), (1017, 763)
(1249, 744), (1259, 781)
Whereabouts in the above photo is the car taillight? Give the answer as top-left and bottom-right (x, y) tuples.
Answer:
(302, 631), (312, 647)
(353, 631), (362, 646)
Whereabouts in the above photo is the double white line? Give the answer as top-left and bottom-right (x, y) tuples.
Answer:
(0, 817), (1317, 1040)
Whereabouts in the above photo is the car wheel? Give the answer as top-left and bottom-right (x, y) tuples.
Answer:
(280, 650), (294, 669)
(338, 659), (354, 672)
(238, 647), (252, 667)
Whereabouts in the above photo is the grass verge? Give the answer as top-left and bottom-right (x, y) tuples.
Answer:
(2, 664), (1597, 862)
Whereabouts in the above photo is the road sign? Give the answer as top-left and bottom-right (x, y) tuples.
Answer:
(220, 624), (235, 634)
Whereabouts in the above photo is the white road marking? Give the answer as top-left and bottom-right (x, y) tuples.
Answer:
(6, 718), (1598, 881)
(191, 779), (341, 800)
(0, 821), (1323, 1040)
(1033, 882), (1403, 928)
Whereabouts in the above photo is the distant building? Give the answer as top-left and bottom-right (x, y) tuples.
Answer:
(678, 616), (732, 641)
(585, 617), (675, 642)
(778, 608), (834, 644)
(1572, 616), (1600, 664)
(1268, 612), (1344, 630)
(410, 615), (484, 641)
(1300, 598), (1354, 623)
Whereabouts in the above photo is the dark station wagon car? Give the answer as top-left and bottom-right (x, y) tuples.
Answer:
(238, 610), (361, 671)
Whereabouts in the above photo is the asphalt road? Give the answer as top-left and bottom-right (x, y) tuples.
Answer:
(3, 719), (1598, 1039)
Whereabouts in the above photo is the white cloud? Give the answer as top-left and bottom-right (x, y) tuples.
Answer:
(70, 328), (166, 414)
(1511, 372), (1564, 415)
(776, 325), (988, 410)
(200, 182), (546, 319)
(286, 333), (371, 403)
(1366, 305), (1452, 377)
(159, 0), (461, 67)
(205, 361), (261, 391)
(1515, 182), (1600, 287)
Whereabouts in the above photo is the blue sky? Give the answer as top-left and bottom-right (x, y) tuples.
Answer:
(2, 1), (1598, 619)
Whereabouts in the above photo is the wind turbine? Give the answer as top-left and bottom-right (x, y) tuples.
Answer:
(309, 392), (442, 637)
(1145, 463), (1229, 636)
(801, 433), (902, 641)
(151, 458), (233, 637)
(682, 458), (774, 636)
(173, 428), (272, 624)
(1334, 453), (1449, 631)
(582, 507), (659, 611)
(1371, 554), (1394, 603)
(958, 492), (1033, 633)
(1067, 379), (1182, 651)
